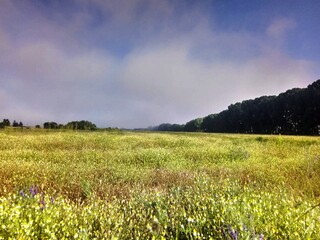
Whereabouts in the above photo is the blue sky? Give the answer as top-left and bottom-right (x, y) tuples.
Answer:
(0, 0), (319, 128)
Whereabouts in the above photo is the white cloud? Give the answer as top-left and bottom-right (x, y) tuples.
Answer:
(266, 18), (296, 47)
(117, 37), (315, 126)
(10, 42), (114, 83)
(0, 1), (318, 128)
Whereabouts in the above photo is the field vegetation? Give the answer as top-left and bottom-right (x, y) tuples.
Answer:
(0, 129), (320, 239)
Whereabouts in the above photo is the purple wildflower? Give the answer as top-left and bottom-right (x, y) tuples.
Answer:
(30, 185), (38, 197)
(51, 197), (55, 204)
(40, 199), (46, 210)
(259, 233), (264, 240)
(19, 190), (25, 197)
(40, 193), (46, 210)
(228, 225), (238, 240)
(221, 226), (227, 238)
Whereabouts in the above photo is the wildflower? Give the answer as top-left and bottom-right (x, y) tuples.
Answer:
(187, 217), (194, 223)
(259, 233), (264, 240)
(30, 185), (38, 197)
(51, 197), (55, 204)
(228, 225), (238, 240)
(19, 190), (25, 198)
(40, 194), (46, 210)
(221, 226), (227, 238)
(40, 200), (46, 210)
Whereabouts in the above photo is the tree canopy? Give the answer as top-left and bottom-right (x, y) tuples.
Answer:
(64, 121), (97, 130)
(0, 119), (23, 128)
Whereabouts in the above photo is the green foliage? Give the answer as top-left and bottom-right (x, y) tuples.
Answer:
(184, 118), (203, 132)
(0, 119), (10, 128)
(43, 122), (59, 129)
(155, 123), (185, 132)
(64, 121), (97, 130)
(42, 120), (96, 130)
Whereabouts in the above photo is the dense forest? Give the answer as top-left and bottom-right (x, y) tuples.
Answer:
(154, 79), (320, 135)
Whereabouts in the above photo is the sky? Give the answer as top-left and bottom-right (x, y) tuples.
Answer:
(0, 0), (319, 128)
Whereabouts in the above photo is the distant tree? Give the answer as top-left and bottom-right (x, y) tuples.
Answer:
(51, 122), (58, 129)
(0, 119), (10, 128)
(155, 123), (184, 131)
(3, 119), (10, 127)
(19, 122), (23, 128)
(35, 125), (41, 129)
(43, 122), (58, 129)
(170, 124), (185, 131)
(12, 120), (19, 127)
(65, 120), (97, 130)
(201, 114), (218, 132)
(155, 78), (320, 135)
(184, 118), (203, 132)
(198, 79), (320, 135)
(156, 123), (173, 131)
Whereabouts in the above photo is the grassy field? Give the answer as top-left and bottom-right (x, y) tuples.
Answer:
(0, 129), (320, 239)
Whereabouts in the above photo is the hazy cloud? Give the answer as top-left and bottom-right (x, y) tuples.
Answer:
(118, 39), (314, 125)
(0, 0), (318, 128)
(267, 18), (296, 40)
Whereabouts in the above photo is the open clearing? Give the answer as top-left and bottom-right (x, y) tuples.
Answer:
(0, 130), (320, 239)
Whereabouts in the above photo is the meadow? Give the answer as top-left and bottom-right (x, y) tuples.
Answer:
(0, 129), (320, 239)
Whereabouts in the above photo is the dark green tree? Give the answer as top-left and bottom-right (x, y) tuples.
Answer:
(43, 122), (59, 129)
(3, 119), (10, 127)
(200, 79), (320, 135)
(184, 118), (203, 132)
(0, 119), (9, 128)
(12, 120), (19, 127)
(65, 120), (97, 130)
(155, 123), (184, 131)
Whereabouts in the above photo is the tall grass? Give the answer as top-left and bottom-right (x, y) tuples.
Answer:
(0, 130), (320, 238)
(1, 130), (319, 198)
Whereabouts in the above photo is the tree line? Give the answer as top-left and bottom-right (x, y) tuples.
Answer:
(0, 120), (96, 131)
(153, 79), (320, 135)
(0, 119), (24, 128)
(43, 120), (97, 130)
